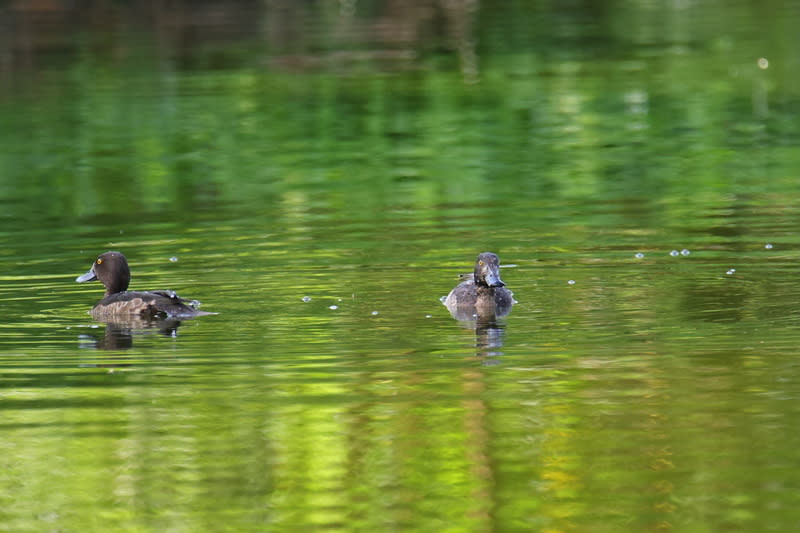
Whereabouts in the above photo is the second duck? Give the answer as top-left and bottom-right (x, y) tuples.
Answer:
(443, 252), (515, 321)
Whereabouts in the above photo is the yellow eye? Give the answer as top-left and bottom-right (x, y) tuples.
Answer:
(97, 258), (103, 265)
(479, 261), (484, 266)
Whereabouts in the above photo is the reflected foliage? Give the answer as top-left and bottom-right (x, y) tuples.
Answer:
(0, 0), (798, 226)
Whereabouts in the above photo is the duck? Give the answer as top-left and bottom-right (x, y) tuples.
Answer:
(76, 251), (213, 318)
(443, 252), (515, 320)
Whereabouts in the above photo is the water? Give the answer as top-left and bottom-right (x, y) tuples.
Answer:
(2, 2), (800, 532)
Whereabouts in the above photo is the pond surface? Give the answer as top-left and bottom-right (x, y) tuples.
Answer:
(2, 2), (800, 532)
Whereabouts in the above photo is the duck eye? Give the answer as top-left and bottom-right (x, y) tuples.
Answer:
(96, 259), (103, 265)
(479, 260), (484, 266)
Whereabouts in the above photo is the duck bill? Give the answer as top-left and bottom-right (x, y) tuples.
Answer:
(76, 268), (97, 283)
(485, 268), (505, 288)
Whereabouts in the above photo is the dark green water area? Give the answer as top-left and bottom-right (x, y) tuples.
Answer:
(1, 1), (800, 531)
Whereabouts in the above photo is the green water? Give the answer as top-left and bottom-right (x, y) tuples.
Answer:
(2, 2), (800, 532)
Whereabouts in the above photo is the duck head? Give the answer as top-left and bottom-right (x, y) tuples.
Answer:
(474, 252), (505, 288)
(76, 251), (131, 296)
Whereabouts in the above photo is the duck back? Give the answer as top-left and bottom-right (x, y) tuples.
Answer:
(444, 275), (514, 320)
(91, 290), (211, 319)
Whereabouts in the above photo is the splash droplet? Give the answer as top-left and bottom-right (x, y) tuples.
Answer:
(765, 243), (773, 249)
(169, 256), (179, 262)
(371, 311), (379, 316)
(681, 249), (690, 256)
(635, 252), (645, 259)
(302, 296), (312, 302)
(329, 305), (338, 310)
(567, 279), (576, 285)
(726, 269), (736, 275)
(670, 250), (679, 257)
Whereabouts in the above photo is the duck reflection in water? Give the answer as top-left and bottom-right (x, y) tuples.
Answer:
(442, 252), (516, 359)
(78, 316), (184, 351)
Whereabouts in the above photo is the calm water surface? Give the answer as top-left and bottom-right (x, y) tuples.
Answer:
(2, 2), (800, 532)
(4, 198), (800, 532)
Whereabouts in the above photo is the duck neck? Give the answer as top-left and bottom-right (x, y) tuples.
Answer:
(105, 278), (129, 296)
(476, 284), (495, 297)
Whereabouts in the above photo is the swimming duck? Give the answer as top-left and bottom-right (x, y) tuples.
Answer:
(76, 251), (212, 318)
(443, 252), (515, 320)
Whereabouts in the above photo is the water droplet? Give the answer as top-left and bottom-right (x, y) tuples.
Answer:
(329, 305), (338, 310)
(169, 256), (178, 262)
(301, 296), (312, 302)
(371, 311), (379, 316)
(635, 252), (644, 259)
(670, 250), (679, 257)
(758, 57), (769, 69)
(726, 269), (736, 275)
(425, 314), (432, 319)
(765, 243), (773, 249)
(567, 279), (576, 285)
(681, 249), (690, 256)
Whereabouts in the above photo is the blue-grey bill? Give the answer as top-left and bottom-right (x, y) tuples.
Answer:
(76, 269), (97, 283)
(486, 270), (505, 288)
